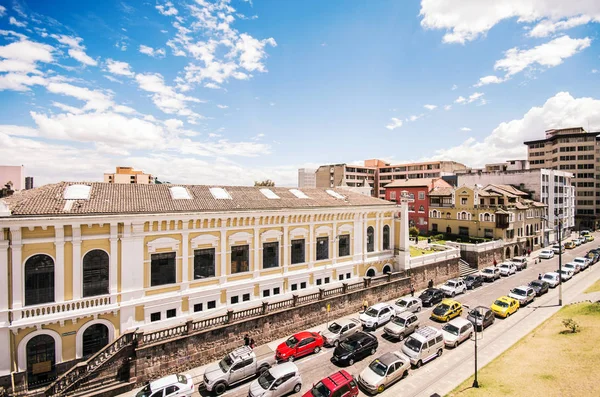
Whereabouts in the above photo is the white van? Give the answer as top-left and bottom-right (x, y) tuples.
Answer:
(401, 326), (444, 368)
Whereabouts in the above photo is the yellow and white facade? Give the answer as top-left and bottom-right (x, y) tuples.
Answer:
(0, 182), (398, 385)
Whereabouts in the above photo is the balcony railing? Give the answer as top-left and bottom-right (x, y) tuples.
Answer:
(15, 295), (115, 321)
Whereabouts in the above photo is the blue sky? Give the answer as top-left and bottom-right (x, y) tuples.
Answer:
(1, 0), (600, 186)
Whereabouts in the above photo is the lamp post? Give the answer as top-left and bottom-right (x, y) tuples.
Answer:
(555, 209), (563, 306)
(463, 304), (479, 388)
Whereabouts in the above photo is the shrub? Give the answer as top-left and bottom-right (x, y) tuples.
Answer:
(409, 226), (420, 237)
(561, 318), (580, 333)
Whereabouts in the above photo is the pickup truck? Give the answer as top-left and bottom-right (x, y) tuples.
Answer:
(203, 345), (276, 395)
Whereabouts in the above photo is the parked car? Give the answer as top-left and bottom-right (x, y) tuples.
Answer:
(551, 244), (564, 254)
(332, 331), (378, 366)
(542, 272), (560, 288)
(321, 318), (361, 347)
(442, 317), (474, 348)
(564, 241), (576, 249)
(584, 235), (595, 242)
(558, 268), (574, 281)
(357, 351), (410, 394)
(430, 299), (463, 322)
(440, 279), (467, 297)
(301, 370), (358, 397)
(401, 326), (444, 368)
(359, 303), (395, 330)
(204, 346), (276, 395)
(573, 238), (582, 246)
(585, 251), (599, 265)
(491, 296), (519, 318)
(497, 262), (517, 276)
(248, 362), (302, 397)
(136, 374), (194, 397)
(418, 288), (445, 307)
(538, 249), (554, 259)
(508, 285), (536, 306)
(464, 274), (484, 290)
(563, 262), (581, 274)
(480, 266), (500, 282)
(573, 257), (590, 270)
(528, 280), (549, 296)
(466, 306), (495, 331)
(392, 297), (422, 315)
(383, 312), (420, 341)
(276, 332), (324, 362)
(511, 256), (529, 271)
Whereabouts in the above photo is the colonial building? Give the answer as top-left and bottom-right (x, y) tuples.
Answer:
(0, 183), (398, 389)
(428, 184), (546, 257)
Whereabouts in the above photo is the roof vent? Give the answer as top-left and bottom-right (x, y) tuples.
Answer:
(64, 184), (91, 200)
(326, 189), (345, 200)
(210, 187), (232, 200)
(289, 189), (310, 199)
(169, 186), (192, 200)
(260, 188), (280, 199)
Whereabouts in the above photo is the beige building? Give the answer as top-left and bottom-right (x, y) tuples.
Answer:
(297, 168), (316, 188)
(103, 166), (153, 184)
(524, 127), (598, 230)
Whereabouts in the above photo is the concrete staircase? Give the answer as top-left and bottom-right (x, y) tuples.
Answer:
(459, 259), (478, 277)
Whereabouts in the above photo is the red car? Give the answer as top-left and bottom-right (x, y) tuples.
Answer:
(302, 370), (359, 397)
(276, 331), (323, 362)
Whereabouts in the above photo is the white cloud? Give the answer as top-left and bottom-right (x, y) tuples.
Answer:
(424, 104), (437, 110)
(105, 59), (134, 77)
(386, 118), (403, 130)
(454, 96), (466, 104)
(230, 33), (277, 72)
(104, 75), (123, 84)
(45, 82), (114, 112)
(139, 45), (166, 58)
(451, 84), (457, 90)
(475, 75), (505, 87)
(454, 92), (485, 105)
(156, 1), (178, 16)
(0, 39), (54, 72)
(444, 104), (452, 110)
(460, 127), (471, 131)
(135, 72), (204, 120)
(420, 0), (600, 44)
(204, 82), (222, 89)
(529, 15), (592, 37)
(593, 69), (599, 74)
(217, 104), (228, 109)
(9, 17), (26, 28)
(468, 92), (484, 103)
(51, 35), (98, 66)
(0, 6), (6, 17)
(51, 101), (84, 114)
(407, 114), (424, 122)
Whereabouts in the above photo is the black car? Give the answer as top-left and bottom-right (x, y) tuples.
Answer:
(331, 331), (378, 366)
(529, 280), (549, 296)
(464, 274), (484, 290)
(418, 288), (444, 307)
(466, 306), (495, 331)
(585, 251), (599, 265)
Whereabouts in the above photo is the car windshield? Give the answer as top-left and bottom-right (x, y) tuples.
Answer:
(392, 317), (407, 326)
(574, 259), (584, 263)
(482, 268), (493, 274)
(404, 337), (422, 352)
(499, 264), (508, 269)
(511, 288), (526, 296)
(365, 308), (379, 317)
(310, 382), (331, 397)
(421, 290), (433, 297)
(368, 359), (388, 377)
(434, 304), (450, 314)
(465, 276), (475, 282)
(443, 324), (459, 335)
(445, 281), (457, 287)
(396, 299), (408, 307)
(257, 370), (276, 390)
(328, 322), (342, 333)
(529, 281), (542, 288)
(543, 275), (554, 281)
(565, 264), (575, 269)
(136, 385), (152, 397)
(469, 309), (483, 318)
(177, 374), (187, 384)
(340, 339), (359, 351)
(494, 300), (508, 308)
(219, 355), (233, 372)
(285, 336), (299, 347)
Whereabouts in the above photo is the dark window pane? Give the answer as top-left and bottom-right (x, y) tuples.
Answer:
(207, 300), (216, 309)
(316, 278), (322, 286)
(273, 287), (280, 295)
(338, 235), (350, 257)
(324, 277), (330, 284)
(82, 324), (109, 358)
(26, 334), (56, 387)
(150, 252), (176, 287)
(300, 282), (307, 289)
(291, 283), (298, 291)
(243, 293), (250, 301)
(82, 250), (109, 297)
(194, 248), (215, 279)
(24, 254), (55, 306)
(291, 239), (305, 264)
(346, 273), (351, 279)
(263, 242), (279, 269)
(231, 245), (249, 274)
(166, 309), (176, 318)
(150, 312), (161, 322)
(339, 275), (344, 281)
(367, 227), (375, 252)
(231, 296), (239, 304)
(194, 303), (203, 312)
(263, 289), (270, 297)
(316, 237), (329, 260)
(383, 225), (390, 250)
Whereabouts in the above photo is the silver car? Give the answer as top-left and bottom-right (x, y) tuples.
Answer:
(508, 286), (536, 306)
(383, 312), (420, 341)
(320, 318), (360, 347)
(392, 297), (422, 315)
(442, 318), (473, 348)
(248, 362), (302, 397)
(358, 351), (410, 394)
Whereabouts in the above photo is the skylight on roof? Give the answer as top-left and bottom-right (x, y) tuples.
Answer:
(260, 188), (280, 199)
(64, 184), (91, 200)
(289, 189), (310, 199)
(169, 186), (192, 200)
(326, 189), (346, 200)
(210, 187), (232, 200)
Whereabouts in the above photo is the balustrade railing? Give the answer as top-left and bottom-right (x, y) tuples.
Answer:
(18, 295), (114, 320)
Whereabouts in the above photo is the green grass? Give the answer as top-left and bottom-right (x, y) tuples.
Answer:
(584, 278), (600, 293)
(409, 245), (437, 257)
(446, 302), (600, 397)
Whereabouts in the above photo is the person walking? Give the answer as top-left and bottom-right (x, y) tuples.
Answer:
(249, 338), (255, 349)
(493, 258), (497, 267)
(527, 249), (531, 257)
(538, 273), (542, 280)
(362, 299), (368, 313)
(410, 284), (415, 297)
(244, 334), (250, 346)
(428, 279), (434, 289)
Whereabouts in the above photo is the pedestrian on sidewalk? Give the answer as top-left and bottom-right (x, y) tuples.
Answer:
(249, 338), (255, 349)
(428, 279), (434, 289)
(493, 258), (497, 267)
(538, 273), (542, 280)
(362, 299), (369, 313)
(527, 249), (531, 257)
(410, 284), (415, 297)
(244, 334), (250, 346)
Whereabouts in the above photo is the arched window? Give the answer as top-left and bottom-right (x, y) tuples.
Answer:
(484, 213), (490, 221)
(382, 225), (390, 250)
(366, 268), (376, 277)
(24, 255), (55, 306)
(82, 250), (109, 297)
(382, 264), (391, 274)
(82, 324), (109, 358)
(367, 226), (374, 252)
(446, 226), (452, 234)
(26, 334), (56, 386)
(419, 205), (425, 212)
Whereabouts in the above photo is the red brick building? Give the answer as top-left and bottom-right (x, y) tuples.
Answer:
(384, 178), (452, 233)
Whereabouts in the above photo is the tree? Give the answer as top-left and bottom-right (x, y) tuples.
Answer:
(409, 226), (420, 237)
(254, 179), (275, 187)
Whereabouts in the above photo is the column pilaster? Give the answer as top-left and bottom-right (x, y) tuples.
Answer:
(72, 225), (82, 300)
(54, 226), (65, 303)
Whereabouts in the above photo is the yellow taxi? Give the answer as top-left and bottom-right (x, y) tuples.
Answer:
(585, 235), (595, 242)
(430, 299), (463, 322)
(564, 241), (576, 249)
(491, 296), (520, 318)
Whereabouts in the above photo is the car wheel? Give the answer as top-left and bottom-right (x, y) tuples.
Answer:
(402, 370), (408, 379)
(417, 306), (421, 312)
(348, 358), (355, 366)
(437, 348), (443, 357)
(258, 366), (269, 375)
(214, 383), (227, 396)
(373, 322), (378, 330)
(293, 383), (302, 393)
(333, 340), (339, 348)
(451, 292), (455, 297)
(288, 355), (295, 362)
(370, 347), (376, 355)
(398, 333), (404, 342)
(377, 384), (386, 393)
(416, 360), (422, 368)
(314, 346), (321, 354)
(453, 341), (458, 348)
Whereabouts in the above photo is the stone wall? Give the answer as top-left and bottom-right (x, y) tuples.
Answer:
(409, 258), (460, 288)
(461, 246), (505, 269)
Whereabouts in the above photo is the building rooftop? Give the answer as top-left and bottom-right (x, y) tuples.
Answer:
(384, 178), (436, 188)
(1, 182), (395, 217)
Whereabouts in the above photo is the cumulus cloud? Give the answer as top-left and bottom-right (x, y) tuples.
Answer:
(9, 17), (26, 28)
(0, 6), (6, 17)
(52, 35), (97, 66)
(528, 15), (592, 38)
(139, 45), (166, 58)
(386, 118), (403, 130)
(455, 92), (485, 105)
(217, 104), (228, 109)
(424, 104), (437, 110)
(460, 127), (471, 131)
(156, 1), (178, 16)
(105, 59), (134, 77)
(475, 75), (505, 87)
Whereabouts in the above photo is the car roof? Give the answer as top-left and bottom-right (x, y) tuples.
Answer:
(513, 256), (526, 260)
(269, 362), (299, 377)
(470, 305), (491, 313)
(541, 249), (553, 252)
(496, 296), (516, 303)
(320, 370), (353, 390)
(512, 285), (531, 291)
(440, 299), (460, 305)
(574, 257), (586, 260)
(377, 352), (402, 366)
(336, 318), (360, 326)
(447, 317), (472, 327)
(370, 302), (392, 309)
(544, 272), (559, 277)
(293, 331), (317, 339)
(149, 374), (180, 390)
(445, 278), (460, 283)
(396, 311), (417, 320)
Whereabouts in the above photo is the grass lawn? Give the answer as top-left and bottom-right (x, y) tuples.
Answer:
(585, 278), (600, 293)
(409, 245), (437, 257)
(447, 302), (600, 397)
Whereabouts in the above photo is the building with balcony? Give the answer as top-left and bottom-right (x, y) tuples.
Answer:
(428, 184), (546, 257)
(103, 166), (153, 184)
(0, 182), (398, 389)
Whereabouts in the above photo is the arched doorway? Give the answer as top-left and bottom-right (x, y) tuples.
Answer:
(514, 246), (519, 257)
(366, 268), (376, 277)
(446, 226), (451, 234)
(26, 334), (56, 387)
(505, 247), (511, 258)
(367, 227), (374, 252)
(82, 324), (109, 358)
(382, 225), (390, 250)
(24, 254), (55, 306)
(382, 264), (391, 274)
(525, 239), (531, 249)
(82, 250), (110, 297)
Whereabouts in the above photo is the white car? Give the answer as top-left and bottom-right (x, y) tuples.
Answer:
(563, 262), (581, 274)
(508, 286), (536, 306)
(358, 351), (411, 394)
(542, 272), (560, 288)
(442, 318), (474, 348)
(248, 362), (302, 397)
(551, 244), (564, 254)
(135, 374), (194, 397)
(559, 268), (574, 281)
(392, 297), (422, 315)
(497, 262), (516, 276)
(538, 249), (554, 259)
(573, 257), (590, 270)
(360, 303), (395, 329)
(440, 279), (467, 297)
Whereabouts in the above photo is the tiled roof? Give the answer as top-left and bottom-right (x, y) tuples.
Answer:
(384, 178), (434, 188)
(429, 187), (454, 196)
(1, 182), (395, 217)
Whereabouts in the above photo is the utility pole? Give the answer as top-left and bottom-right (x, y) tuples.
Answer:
(556, 209), (563, 306)
(473, 311), (479, 388)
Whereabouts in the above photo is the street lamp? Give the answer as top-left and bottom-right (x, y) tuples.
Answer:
(463, 304), (480, 388)
(554, 209), (563, 306)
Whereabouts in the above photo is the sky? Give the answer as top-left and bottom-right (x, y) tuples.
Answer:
(1, 0), (600, 187)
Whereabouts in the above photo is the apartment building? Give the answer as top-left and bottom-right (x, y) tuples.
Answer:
(524, 127), (599, 230)
(0, 183), (397, 388)
(0, 165), (25, 190)
(457, 169), (575, 245)
(103, 166), (153, 184)
(315, 163), (377, 195)
(297, 168), (316, 188)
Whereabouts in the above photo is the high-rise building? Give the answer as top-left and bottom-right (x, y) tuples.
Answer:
(297, 168), (316, 188)
(524, 127), (597, 229)
(0, 165), (25, 190)
(104, 166), (153, 184)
